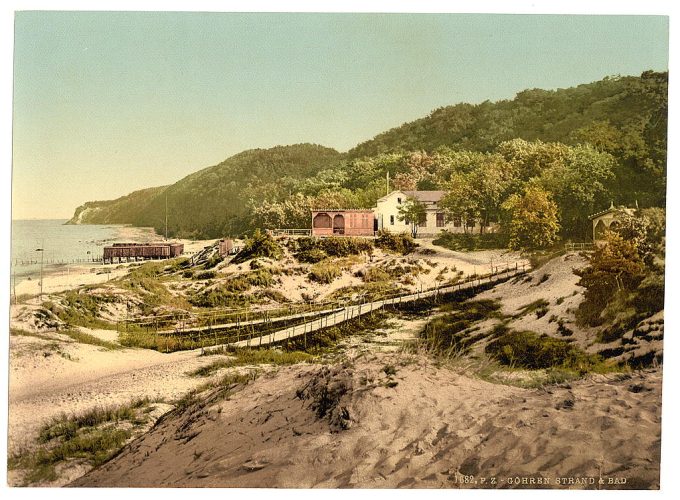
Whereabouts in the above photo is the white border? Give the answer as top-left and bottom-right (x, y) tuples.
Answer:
(0, 2), (676, 500)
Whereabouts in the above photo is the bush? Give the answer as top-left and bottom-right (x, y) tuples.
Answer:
(247, 268), (275, 287)
(420, 300), (503, 353)
(433, 231), (509, 251)
(295, 248), (327, 263)
(233, 229), (282, 264)
(485, 330), (596, 370)
(193, 270), (216, 280)
(293, 236), (373, 262)
(375, 230), (416, 254)
(309, 262), (342, 284)
(516, 299), (550, 319)
(203, 253), (223, 269)
(363, 267), (391, 283)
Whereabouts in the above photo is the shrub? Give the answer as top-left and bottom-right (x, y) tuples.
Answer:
(433, 231), (509, 251)
(516, 299), (550, 319)
(420, 300), (503, 353)
(375, 230), (416, 254)
(296, 248), (327, 263)
(233, 229), (282, 264)
(363, 267), (391, 283)
(193, 270), (216, 280)
(292, 236), (373, 262)
(309, 262), (342, 284)
(485, 330), (596, 370)
(255, 288), (290, 303)
(203, 254), (223, 269)
(247, 268), (274, 287)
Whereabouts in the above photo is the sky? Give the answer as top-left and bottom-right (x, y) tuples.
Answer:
(10, 11), (669, 219)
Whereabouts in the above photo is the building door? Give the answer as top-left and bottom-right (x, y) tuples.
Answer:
(333, 214), (345, 235)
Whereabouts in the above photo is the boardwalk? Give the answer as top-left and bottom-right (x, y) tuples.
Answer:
(212, 267), (526, 350)
(154, 307), (344, 336)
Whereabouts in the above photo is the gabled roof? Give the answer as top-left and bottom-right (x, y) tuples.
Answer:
(403, 190), (446, 203)
(377, 190), (445, 203)
(589, 206), (636, 220)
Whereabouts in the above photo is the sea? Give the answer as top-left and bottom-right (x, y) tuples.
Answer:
(10, 219), (156, 283)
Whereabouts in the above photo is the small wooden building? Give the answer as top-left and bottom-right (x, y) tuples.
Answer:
(103, 242), (184, 263)
(218, 239), (235, 256)
(311, 210), (375, 237)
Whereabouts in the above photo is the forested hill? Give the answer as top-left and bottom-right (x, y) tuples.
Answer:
(68, 144), (344, 237)
(69, 71), (667, 240)
(348, 71), (667, 162)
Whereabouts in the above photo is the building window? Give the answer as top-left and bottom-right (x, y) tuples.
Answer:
(397, 197), (402, 204)
(421, 217), (427, 227)
(390, 215), (395, 225)
(453, 217), (461, 227)
(436, 213), (445, 227)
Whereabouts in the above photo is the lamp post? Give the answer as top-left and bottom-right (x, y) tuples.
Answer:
(35, 246), (44, 303)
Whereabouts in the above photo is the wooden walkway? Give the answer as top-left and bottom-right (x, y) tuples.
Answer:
(155, 307), (344, 336)
(209, 267), (525, 351)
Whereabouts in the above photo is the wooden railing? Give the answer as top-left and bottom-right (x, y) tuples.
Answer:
(270, 228), (312, 236)
(565, 242), (595, 252)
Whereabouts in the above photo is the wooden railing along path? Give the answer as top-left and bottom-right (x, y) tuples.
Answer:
(214, 265), (527, 351)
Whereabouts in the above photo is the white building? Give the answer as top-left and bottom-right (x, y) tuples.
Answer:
(374, 190), (493, 237)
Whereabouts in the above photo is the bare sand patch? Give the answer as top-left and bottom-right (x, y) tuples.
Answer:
(71, 352), (661, 489)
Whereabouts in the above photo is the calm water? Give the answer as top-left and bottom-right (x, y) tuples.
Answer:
(10, 219), (153, 281)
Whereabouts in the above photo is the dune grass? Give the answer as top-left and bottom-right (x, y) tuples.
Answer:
(189, 348), (313, 376)
(59, 328), (121, 350)
(8, 397), (158, 486)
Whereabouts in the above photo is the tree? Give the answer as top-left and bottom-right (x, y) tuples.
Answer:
(397, 197), (428, 238)
(439, 173), (478, 234)
(574, 231), (646, 326)
(501, 186), (560, 250)
(537, 145), (615, 238)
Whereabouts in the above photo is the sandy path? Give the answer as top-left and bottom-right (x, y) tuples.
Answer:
(8, 336), (218, 453)
(72, 353), (662, 489)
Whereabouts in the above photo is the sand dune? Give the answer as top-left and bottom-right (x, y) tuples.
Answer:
(72, 353), (661, 489)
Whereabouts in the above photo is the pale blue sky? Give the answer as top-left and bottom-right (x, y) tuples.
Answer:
(12, 12), (668, 219)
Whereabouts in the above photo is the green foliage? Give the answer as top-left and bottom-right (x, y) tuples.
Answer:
(9, 398), (156, 486)
(516, 299), (550, 319)
(188, 269), (275, 307)
(59, 329), (120, 350)
(433, 231), (508, 251)
(485, 330), (598, 371)
(575, 231), (646, 326)
(309, 262), (342, 284)
(233, 229), (282, 264)
(420, 300), (503, 354)
(47, 291), (119, 330)
(193, 270), (216, 280)
(640, 207), (666, 251)
(348, 72), (666, 207)
(536, 144), (615, 238)
(295, 248), (327, 263)
(203, 253), (223, 269)
(67, 186), (167, 225)
(69, 72), (666, 243)
(502, 185), (560, 250)
(397, 197), (428, 238)
(293, 236), (373, 262)
(374, 230), (416, 254)
(189, 348), (313, 376)
(362, 267), (391, 283)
